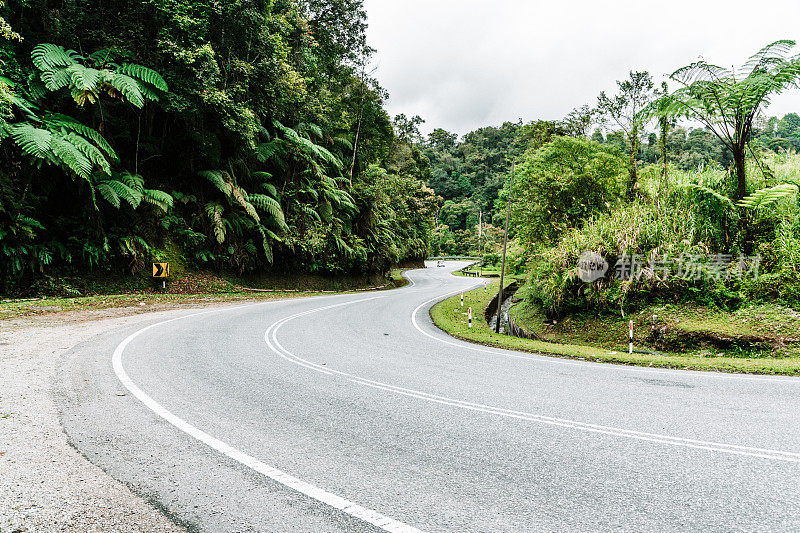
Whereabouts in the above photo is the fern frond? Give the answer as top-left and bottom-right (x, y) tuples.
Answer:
(199, 170), (233, 196)
(49, 133), (92, 179)
(332, 134), (353, 151)
(142, 189), (173, 212)
(41, 68), (71, 92)
(100, 71), (145, 108)
(95, 177), (142, 208)
(260, 183), (278, 197)
(31, 44), (80, 70)
(9, 124), (51, 159)
(682, 183), (737, 211)
(249, 193), (284, 221)
(45, 114), (118, 161)
(60, 131), (111, 174)
(738, 184), (799, 210)
(300, 204), (322, 222)
(116, 63), (168, 91)
(95, 181), (121, 208)
(255, 140), (282, 163)
(71, 85), (98, 106)
(261, 227), (282, 241)
(257, 227), (274, 263)
(66, 64), (101, 92)
(297, 122), (323, 139)
(229, 184), (260, 223)
(88, 48), (122, 65)
(318, 200), (333, 221)
(118, 171), (145, 193)
(204, 202), (226, 243)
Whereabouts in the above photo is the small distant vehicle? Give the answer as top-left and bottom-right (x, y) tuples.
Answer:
(437, 260), (445, 267)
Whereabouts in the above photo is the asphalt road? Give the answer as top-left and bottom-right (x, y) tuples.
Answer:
(58, 261), (800, 532)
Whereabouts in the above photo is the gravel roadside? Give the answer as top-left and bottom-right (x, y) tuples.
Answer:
(0, 303), (257, 532)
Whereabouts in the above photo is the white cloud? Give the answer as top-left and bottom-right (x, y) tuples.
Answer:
(364, 0), (800, 136)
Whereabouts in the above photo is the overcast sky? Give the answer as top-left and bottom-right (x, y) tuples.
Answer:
(363, 0), (800, 137)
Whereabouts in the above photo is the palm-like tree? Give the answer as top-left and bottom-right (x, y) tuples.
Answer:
(647, 40), (800, 201)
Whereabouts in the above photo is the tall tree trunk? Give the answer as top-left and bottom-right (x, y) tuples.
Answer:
(732, 146), (750, 251)
(349, 66), (367, 184)
(627, 125), (639, 199)
(733, 149), (746, 201)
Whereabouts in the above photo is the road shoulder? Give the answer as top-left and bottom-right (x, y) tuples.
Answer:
(0, 304), (256, 532)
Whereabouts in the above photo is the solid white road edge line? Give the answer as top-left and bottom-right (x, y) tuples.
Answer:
(265, 295), (800, 463)
(408, 274), (800, 385)
(112, 299), (424, 533)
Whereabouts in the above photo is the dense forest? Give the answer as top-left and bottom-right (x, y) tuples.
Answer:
(421, 42), (800, 316)
(0, 0), (436, 294)
(2, 0), (799, 318)
(423, 112), (800, 257)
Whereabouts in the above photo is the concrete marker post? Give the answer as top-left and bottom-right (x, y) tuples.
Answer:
(629, 320), (634, 354)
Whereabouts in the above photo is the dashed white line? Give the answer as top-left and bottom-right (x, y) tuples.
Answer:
(266, 294), (800, 463)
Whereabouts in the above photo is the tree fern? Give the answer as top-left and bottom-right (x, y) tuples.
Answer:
(67, 64), (101, 92)
(32, 44), (166, 110)
(41, 68), (71, 92)
(249, 193), (285, 223)
(297, 122), (323, 139)
(94, 175), (142, 208)
(255, 140), (284, 164)
(300, 204), (322, 222)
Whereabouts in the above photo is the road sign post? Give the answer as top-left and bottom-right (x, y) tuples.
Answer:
(153, 262), (170, 289)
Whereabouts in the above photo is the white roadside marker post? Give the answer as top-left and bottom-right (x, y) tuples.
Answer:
(460, 291), (464, 307)
(629, 320), (634, 354)
(468, 307), (473, 328)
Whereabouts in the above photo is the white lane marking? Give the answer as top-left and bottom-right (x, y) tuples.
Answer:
(266, 299), (800, 463)
(112, 299), (424, 533)
(408, 285), (800, 385)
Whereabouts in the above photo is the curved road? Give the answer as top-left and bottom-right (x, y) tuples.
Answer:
(58, 262), (800, 531)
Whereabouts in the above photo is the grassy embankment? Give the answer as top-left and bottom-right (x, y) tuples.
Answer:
(0, 268), (409, 320)
(431, 279), (800, 375)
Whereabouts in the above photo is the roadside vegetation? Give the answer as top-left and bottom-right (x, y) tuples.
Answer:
(0, 1), (436, 297)
(425, 42), (800, 368)
(1, 0), (798, 374)
(0, 268), (409, 321)
(432, 280), (800, 375)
